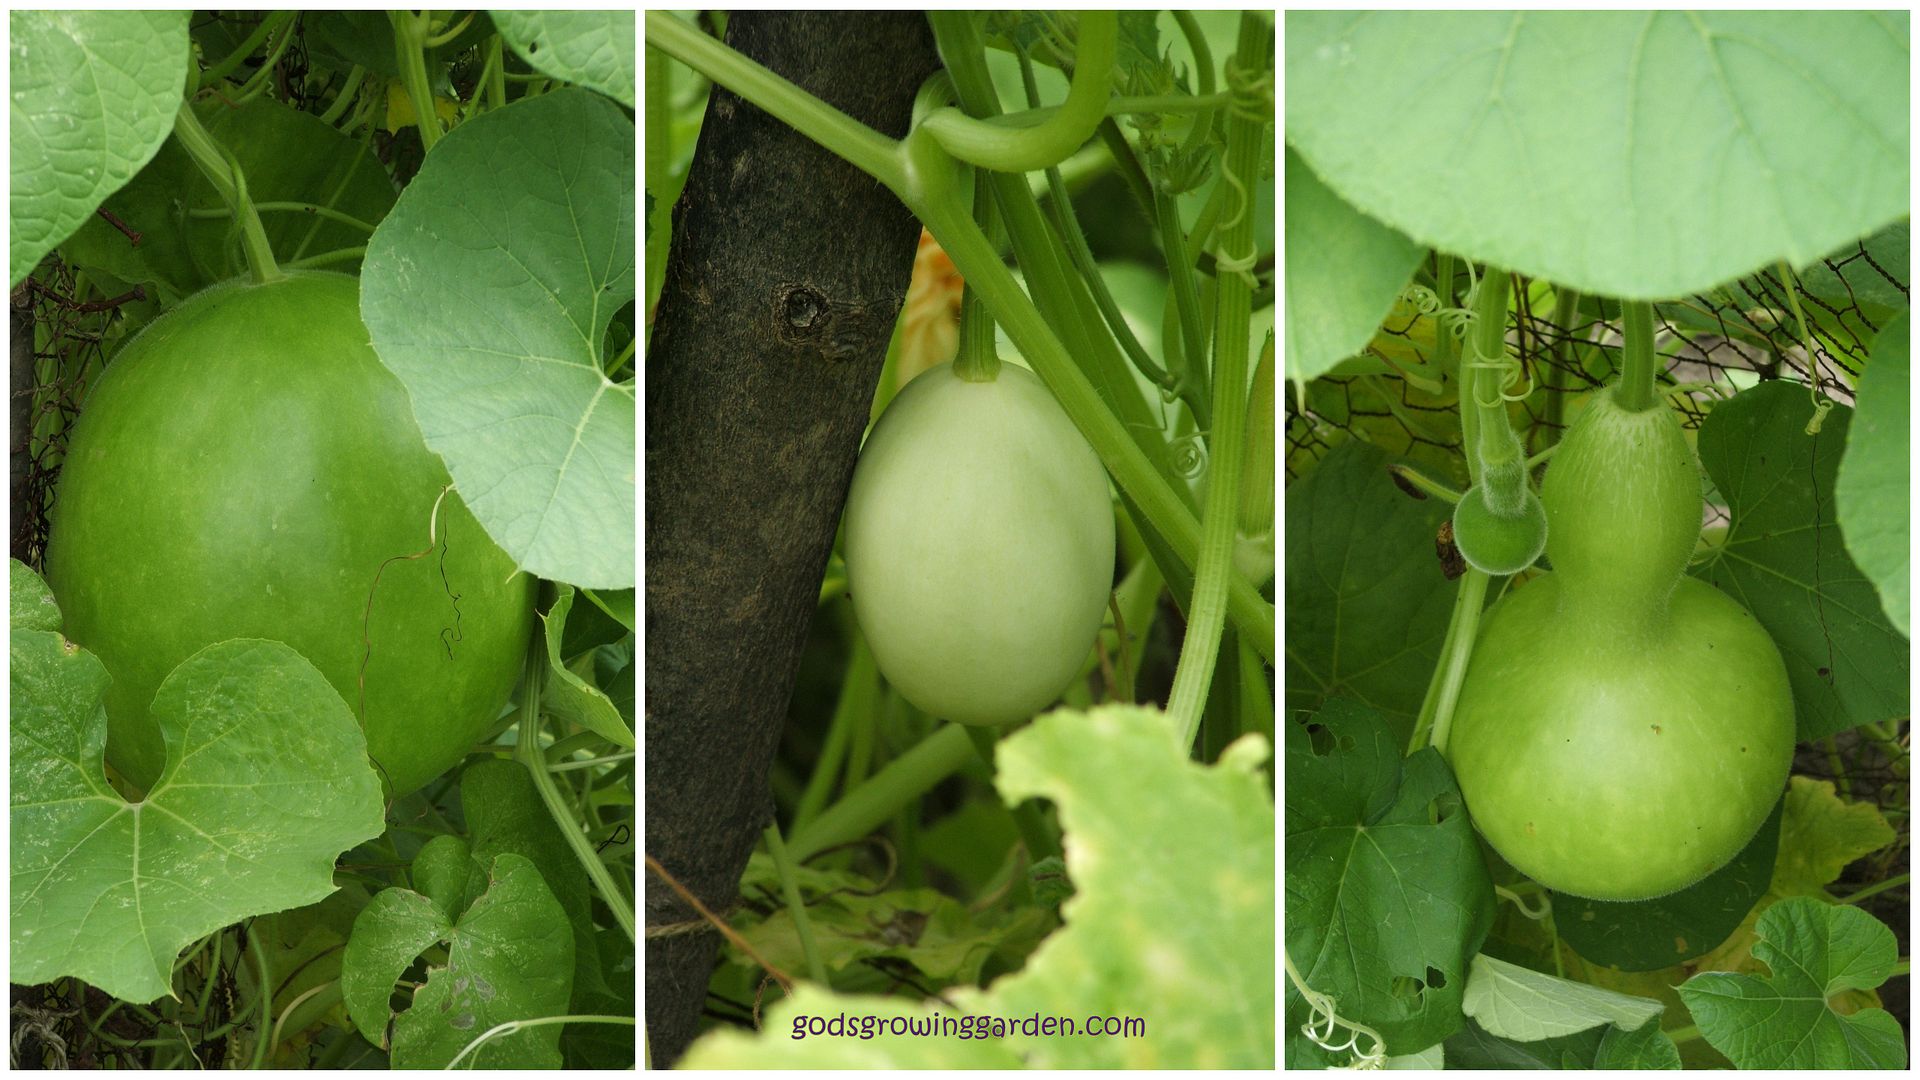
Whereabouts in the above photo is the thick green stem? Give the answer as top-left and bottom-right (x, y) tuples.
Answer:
(1420, 570), (1490, 755)
(919, 12), (1116, 172)
(1164, 13), (1267, 746)
(1616, 300), (1658, 412)
(171, 104), (282, 284)
(1467, 268), (1518, 475)
(391, 11), (444, 152)
(788, 725), (975, 863)
(644, 11), (900, 189)
(953, 169), (1001, 382)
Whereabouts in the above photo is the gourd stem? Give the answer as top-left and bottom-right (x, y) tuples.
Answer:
(171, 103), (283, 285)
(1465, 267), (1529, 515)
(952, 168), (1001, 382)
(1616, 300), (1658, 412)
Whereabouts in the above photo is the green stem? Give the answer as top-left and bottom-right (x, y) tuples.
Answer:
(1388, 464), (1464, 504)
(1466, 267), (1519, 481)
(171, 104), (282, 284)
(1156, 185), (1213, 411)
(1019, 51), (1184, 414)
(644, 11), (900, 189)
(391, 11), (444, 152)
(286, 246), (366, 270)
(788, 724), (976, 864)
(488, 34), (508, 110)
(953, 169), (1001, 382)
(918, 12), (1116, 173)
(189, 201), (375, 234)
(1165, 13), (1267, 746)
(424, 10), (476, 49)
(198, 12), (292, 84)
(231, 14), (298, 105)
(762, 822), (829, 985)
(318, 66), (367, 126)
(1833, 873), (1908, 905)
(1410, 570), (1491, 755)
(966, 728), (1058, 860)
(1617, 300), (1658, 412)
(515, 637), (637, 944)
(792, 629), (875, 833)
(1168, 9), (1218, 158)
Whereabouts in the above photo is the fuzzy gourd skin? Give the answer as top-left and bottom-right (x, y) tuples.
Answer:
(1446, 387), (1794, 901)
(1451, 479), (1548, 575)
(843, 361), (1114, 727)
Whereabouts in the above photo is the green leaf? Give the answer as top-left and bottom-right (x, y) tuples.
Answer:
(1835, 313), (1909, 637)
(1442, 1016), (1607, 1069)
(1284, 440), (1458, 736)
(342, 853), (573, 1068)
(360, 87), (636, 589)
(727, 851), (1050, 985)
(9, 635), (385, 1002)
(460, 759), (608, 1003)
(1678, 898), (1904, 1069)
(492, 11), (635, 108)
(1462, 954), (1664, 1041)
(540, 585), (634, 747)
(1594, 1019), (1683, 1070)
(1286, 698), (1494, 1056)
(684, 706), (1275, 1068)
(1284, 146), (1424, 388)
(11, 558), (60, 632)
(1286, 11), (1909, 299)
(1695, 381), (1910, 738)
(9, 10), (189, 287)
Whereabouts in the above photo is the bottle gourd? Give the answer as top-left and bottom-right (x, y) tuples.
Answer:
(1445, 382), (1794, 901)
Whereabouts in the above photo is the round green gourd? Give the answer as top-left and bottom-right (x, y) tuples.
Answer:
(1451, 480), (1548, 575)
(45, 271), (536, 797)
(1446, 386), (1794, 901)
(843, 361), (1114, 726)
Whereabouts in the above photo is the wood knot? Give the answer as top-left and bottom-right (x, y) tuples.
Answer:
(773, 285), (868, 361)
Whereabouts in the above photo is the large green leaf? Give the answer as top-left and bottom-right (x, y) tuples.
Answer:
(1284, 146), (1425, 388)
(361, 88), (636, 589)
(1694, 382), (1910, 739)
(1286, 698), (1494, 1057)
(342, 853), (573, 1068)
(1286, 11), (1909, 299)
(492, 11), (635, 108)
(1678, 899), (1903, 1069)
(9, 10), (189, 286)
(1835, 314), (1909, 637)
(10, 608), (385, 1002)
(1284, 440), (1458, 738)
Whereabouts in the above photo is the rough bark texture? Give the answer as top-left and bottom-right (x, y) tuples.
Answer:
(643, 11), (938, 1066)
